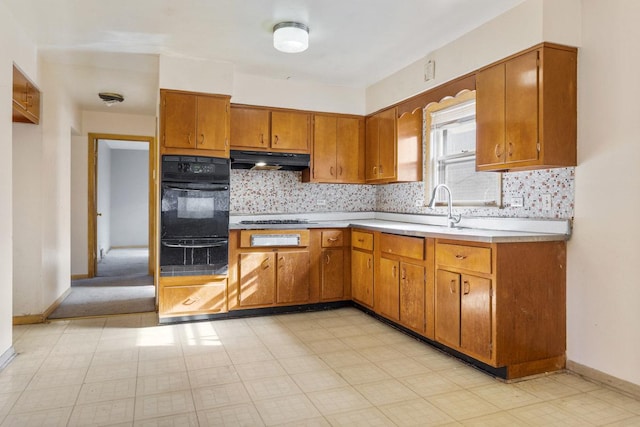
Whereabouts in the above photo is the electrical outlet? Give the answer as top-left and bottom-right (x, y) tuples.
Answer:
(542, 194), (552, 211)
(316, 199), (327, 206)
(415, 199), (424, 207)
(510, 196), (524, 208)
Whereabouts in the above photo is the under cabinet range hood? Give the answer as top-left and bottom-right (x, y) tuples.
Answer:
(230, 150), (310, 171)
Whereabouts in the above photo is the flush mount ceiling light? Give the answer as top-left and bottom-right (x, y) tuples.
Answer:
(273, 22), (309, 53)
(98, 92), (124, 106)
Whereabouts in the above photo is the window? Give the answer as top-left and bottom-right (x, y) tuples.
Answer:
(425, 91), (501, 207)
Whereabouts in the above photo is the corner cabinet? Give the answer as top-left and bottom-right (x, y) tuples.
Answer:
(365, 107), (422, 184)
(12, 65), (40, 125)
(230, 105), (311, 153)
(476, 43), (577, 171)
(160, 89), (230, 157)
(303, 114), (365, 183)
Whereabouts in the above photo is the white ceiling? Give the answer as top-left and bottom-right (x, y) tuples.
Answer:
(4, 0), (524, 115)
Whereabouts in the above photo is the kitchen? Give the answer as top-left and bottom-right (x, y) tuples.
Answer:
(2, 0), (640, 424)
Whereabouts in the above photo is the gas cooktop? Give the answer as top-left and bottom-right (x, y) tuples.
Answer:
(238, 219), (311, 225)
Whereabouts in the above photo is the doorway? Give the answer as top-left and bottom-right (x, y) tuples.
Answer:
(88, 133), (157, 279)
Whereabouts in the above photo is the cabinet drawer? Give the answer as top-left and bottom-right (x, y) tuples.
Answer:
(322, 230), (344, 247)
(380, 233), (424, 260)
(161, 282), (227, 316)
(437, 243), (491, 274)
(352, 230), (373, 251)
(240, 229), (310, 248)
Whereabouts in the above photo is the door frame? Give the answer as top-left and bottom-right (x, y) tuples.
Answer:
(87, 133), (157, 278)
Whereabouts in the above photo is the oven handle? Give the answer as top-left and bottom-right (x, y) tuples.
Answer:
(161, 240), (228, 249)
(162, 184), (229, 192)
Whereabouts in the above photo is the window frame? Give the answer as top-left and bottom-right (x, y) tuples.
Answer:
(424, 90), (502, 208)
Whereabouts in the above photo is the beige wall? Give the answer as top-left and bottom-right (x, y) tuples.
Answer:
(70, 111), (156, 276)
(568, 0), (640, 386)
(0, 0), (39, 361)
(366, 0), (581, 113)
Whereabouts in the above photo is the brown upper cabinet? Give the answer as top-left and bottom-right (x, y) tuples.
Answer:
(476, 43), (577, 171)
(160, 89), (230, 157)
(12, 65), (40, 125)
(365, 107), (422, 184)
(230, 105), (310, 153)
(305, 114), (365, 183)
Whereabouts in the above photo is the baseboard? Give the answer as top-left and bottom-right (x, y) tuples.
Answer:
(12, 288), (72, 325)
(0, 346), (16, 371)
(71, 274), (90, 280)
(567, 360), (640, 399)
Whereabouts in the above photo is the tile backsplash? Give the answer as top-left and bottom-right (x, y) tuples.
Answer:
(230, 167), (574, 219)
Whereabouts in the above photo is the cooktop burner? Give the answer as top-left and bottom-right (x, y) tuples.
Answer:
(239, 219), (311, 225)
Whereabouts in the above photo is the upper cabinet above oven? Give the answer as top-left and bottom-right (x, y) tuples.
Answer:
(160, 89), (231, 158)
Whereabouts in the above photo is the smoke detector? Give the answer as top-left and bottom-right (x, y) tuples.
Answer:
(98, 92), (124, 106)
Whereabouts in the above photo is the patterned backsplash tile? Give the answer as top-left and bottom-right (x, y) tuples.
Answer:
(230, 167), (574, 219)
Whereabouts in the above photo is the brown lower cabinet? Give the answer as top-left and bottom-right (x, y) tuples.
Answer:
(159, 275), (227, 319)
(161, 226), (566, 380)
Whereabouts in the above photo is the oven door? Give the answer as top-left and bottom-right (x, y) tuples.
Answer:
(160, 237), (228, 276)
(160, 182), (229, 240)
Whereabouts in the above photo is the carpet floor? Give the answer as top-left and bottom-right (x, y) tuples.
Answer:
(48, 248), (155, 319)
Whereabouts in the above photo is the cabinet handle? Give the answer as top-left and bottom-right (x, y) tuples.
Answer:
(259, 133), (265, 144)
(199, 134), (205, 144)
(379, 165), (384, 174)
(188, 133), (193, 144)
(183, 297), (200, 306)
(225, 138), (228, 147)
(328, 237), (338, 242)
(261, 259), (270, 269)
(508, 142), (513, 157)
(372, 166), (377, 175)
(25, 93), (33, 107)
(273, 135), (279, 144)
(401, 268), (407, 280)
(455, 254), (467, 260)
(463, 280), (471, 295)
(450, 280), (456, 294)
(357, 238), (365, 243)
(339, 166), (343, 176)
(330, 166), (335, 176)
(367, 258), (371, 269)
(494, 144), (503, 158)
(325, 254), (331, 265)
(392, 265), (397, 277)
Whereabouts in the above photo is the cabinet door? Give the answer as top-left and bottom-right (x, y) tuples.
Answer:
(400, 262), (426, 333)
(336, 117), (362, 183)
(239, 252), (276, 307)
(161, 283), (227, 316)
(460, 275), (492, 360)
(277, 251), (310, 304)
(435, 270), (460, 348)
(196, 95), (229, 154)
(230, 106), (270, 149)
(271, 111), (310, 152)
(365, 115), (380, 181)
(312, 115), (338, 181)
(377, 257), (400, 321)
(321, 248), (344, 300)
(476, 63), (506, 169)
(351, 250), (374, 307)
(505, 50), (539, 165)
(163, 92), (197, 149)
(396, 110), (422, 182)
(377, 108), (397, 181)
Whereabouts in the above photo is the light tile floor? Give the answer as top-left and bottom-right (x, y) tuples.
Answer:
(2, 308), (640, 426)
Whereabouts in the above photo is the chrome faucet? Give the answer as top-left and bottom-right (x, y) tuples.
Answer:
(428, 184), (461, 228)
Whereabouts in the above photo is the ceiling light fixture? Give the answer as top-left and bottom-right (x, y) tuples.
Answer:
(98, 92), (124, 106)
(273, 22), (309, 53)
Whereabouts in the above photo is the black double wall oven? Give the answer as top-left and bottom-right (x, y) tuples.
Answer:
(160, 155), (230, 276)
